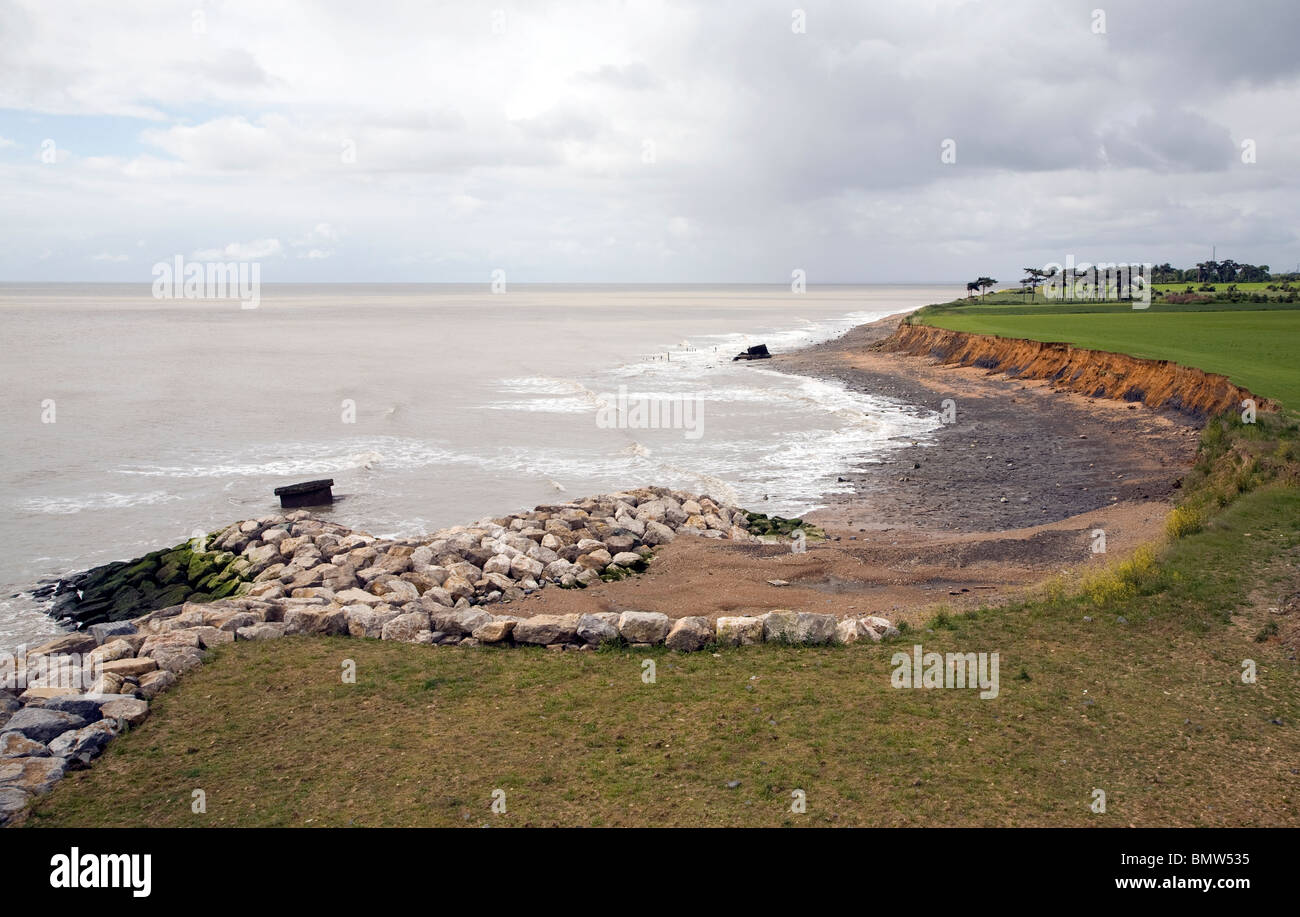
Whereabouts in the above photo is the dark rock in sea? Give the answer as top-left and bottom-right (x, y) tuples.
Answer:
(274, 478), (334, 508)
(44, 533), (261, 629)
(732, 344), (771, 361)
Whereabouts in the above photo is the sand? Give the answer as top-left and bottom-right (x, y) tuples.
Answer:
(511, 313), (1200, 626)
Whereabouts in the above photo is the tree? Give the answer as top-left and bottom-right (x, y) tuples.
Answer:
(1021, 267), (1047, 301)
(976, 276), (997, 299)
(966, 281), (979, 298)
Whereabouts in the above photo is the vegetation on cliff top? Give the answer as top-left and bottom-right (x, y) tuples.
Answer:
(910, 298), (1300, 409)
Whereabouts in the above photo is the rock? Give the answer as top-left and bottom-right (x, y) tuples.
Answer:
(137, 670), (177, 699)
(575, 612), (620, 645)
(0, 733), (49, 758)
(248, 579), (285, 597)
(48, 720), (119, 766)
(1, 707), (87, 743)
(472, 619), (515, 644)
(509, 555), (544, 579)
(370, 579), (420, 603)
(763, 611), (837, 645)
(576, 549), (612, 571)
(98, 657), (158, 678)
(245, 543), (280, 570)
(716, 616), (765, 646)
(666, 616), (712, 652)
(188, 626), (235, 649)
(215, 611), (261, 632)
(380, 612), (431, 643)
(610, 551), (643, 568)
(617, 611), (671, 644)
(235, 622), (287, 641)
(88, 639), (136, 665)
(442, 574), (475, 600)
(835, 618), (881, 644)
(345, 605), (401, 639)
(864, 615), (899, 637)
(147, 643), (206, 675)
(17, 686), (79, 704)
(334, 587), (384, 606)
(28, 632), (97, 658)
(140, 630), (201, 655)
(86, 672), (125, 697)
(89, 621), (137, 644)
(512, 614), (580, 645)
(99, 697), (149, 728)
(642, 520), (676, 545)
(430, 608), (494, 636)
(0, 756), (66, 795)
(0, 787), (30, 825)
(283, 607), (348, 637)
(30, 694), (105, 722)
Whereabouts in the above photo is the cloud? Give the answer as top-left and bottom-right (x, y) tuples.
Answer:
(192, 238), (283, 260)
(0, 0), (1297, 281)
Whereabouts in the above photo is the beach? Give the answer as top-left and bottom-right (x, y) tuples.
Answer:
(445, 311), (1202, 628)
(5, 297), (1207, 639)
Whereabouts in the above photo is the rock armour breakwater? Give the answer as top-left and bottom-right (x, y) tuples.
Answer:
(46, 487), (764, 630)
(878, 322), (1276, 417)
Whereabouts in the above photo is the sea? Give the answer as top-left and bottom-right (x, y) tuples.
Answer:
(0, 283), (953, 652)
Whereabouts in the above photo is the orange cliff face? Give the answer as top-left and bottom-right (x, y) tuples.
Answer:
(875, 322), (1276, 418)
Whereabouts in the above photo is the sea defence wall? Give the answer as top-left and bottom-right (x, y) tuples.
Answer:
(877, 322), (1276, 418)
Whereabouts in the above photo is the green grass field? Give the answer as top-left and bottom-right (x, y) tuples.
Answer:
(917, 307), (1300, 408)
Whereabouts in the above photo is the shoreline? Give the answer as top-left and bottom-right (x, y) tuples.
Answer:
(505, 308), (1199, 624)
(18, 302), (1205, 634)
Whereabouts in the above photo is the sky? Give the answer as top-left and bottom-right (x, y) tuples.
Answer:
(1, 0), (1298, 283)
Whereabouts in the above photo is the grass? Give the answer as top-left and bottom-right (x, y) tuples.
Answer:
(924, 294), (1300, 316)
(915, 307), (1300, 407)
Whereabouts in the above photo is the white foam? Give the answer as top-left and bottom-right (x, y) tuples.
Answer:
(17, 491), (183, 515)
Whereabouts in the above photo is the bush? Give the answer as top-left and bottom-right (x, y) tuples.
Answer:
(1165, 503), (1206, 539)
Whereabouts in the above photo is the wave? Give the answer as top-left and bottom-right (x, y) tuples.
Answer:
(112, 437), (470, 479)
(18, 490), (183, 515)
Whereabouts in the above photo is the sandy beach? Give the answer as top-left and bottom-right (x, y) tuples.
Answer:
(507, 312), (1201, 627)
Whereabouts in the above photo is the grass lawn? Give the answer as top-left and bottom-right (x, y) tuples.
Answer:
(917, 308), (1300, 408)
